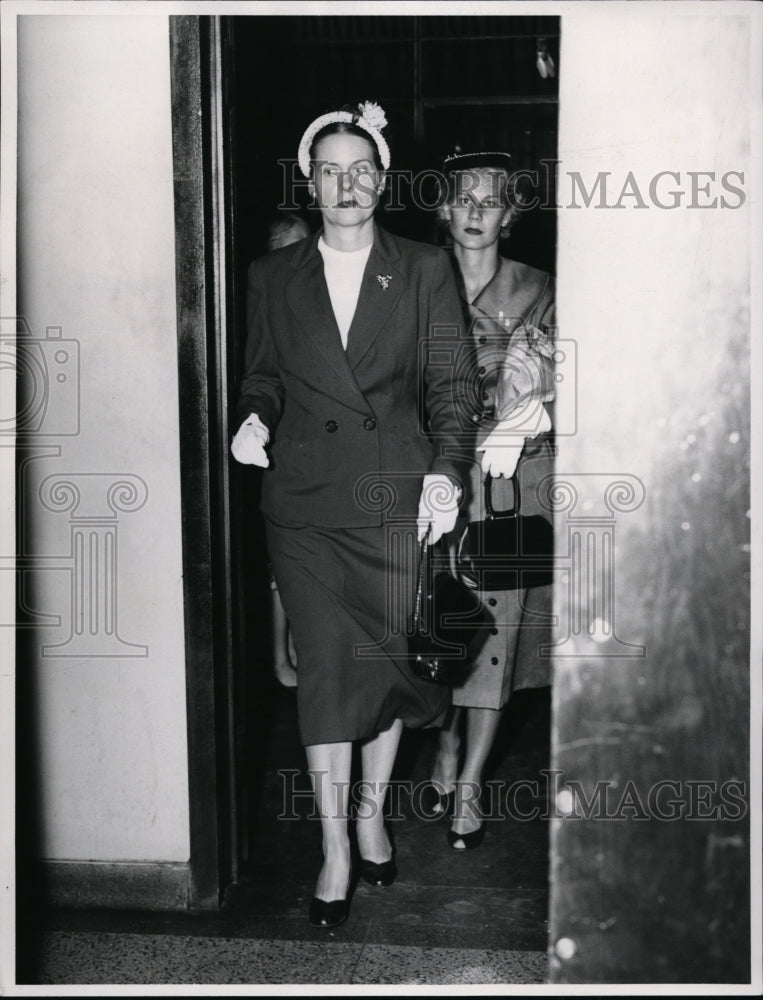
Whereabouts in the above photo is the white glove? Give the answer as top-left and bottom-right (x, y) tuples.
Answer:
(231, 412), (270, 467)
(417, 473), (461, 544)
(478, 401), (552, 479)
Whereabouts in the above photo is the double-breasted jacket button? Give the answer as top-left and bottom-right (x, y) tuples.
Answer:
(325, 420), (338, 433)
(363, 417), (377, 431)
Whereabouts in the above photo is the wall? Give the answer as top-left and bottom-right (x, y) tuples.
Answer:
(549, 8), (755, 983)
(16, 15), (190, 867)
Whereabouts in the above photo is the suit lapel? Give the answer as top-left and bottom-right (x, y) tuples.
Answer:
(284, 225), (404, 392)
(284, 235), (364, 401)
(344, 235), (403, 370)
(474, 258), (546, 327)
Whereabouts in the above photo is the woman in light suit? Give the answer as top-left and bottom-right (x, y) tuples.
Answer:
(428, 150), (556, 850)
(232, 102), (467, 927)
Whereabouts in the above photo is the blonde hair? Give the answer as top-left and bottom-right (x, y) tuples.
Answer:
(437, 166), (521, 241)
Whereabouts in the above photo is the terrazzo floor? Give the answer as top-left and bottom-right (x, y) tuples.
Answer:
(30, 933), (547, 986)
(17, 687), (552, 988)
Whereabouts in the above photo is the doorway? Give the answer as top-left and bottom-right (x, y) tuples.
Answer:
(168, 11), (753, 983)
(218, 12), (560, 935)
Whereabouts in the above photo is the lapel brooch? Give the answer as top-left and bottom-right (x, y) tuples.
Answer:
(376, 273), (392, 291)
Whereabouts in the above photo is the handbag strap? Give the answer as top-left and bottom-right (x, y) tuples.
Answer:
(485, 472), (520, 520)
(484, 433), (554, 519)
(412, 524), (432, 627)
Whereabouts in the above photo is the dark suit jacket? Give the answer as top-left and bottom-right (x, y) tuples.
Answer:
(237, 225), (469, 528)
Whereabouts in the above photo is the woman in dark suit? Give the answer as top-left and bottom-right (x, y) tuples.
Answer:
(232, 102), (467, 927)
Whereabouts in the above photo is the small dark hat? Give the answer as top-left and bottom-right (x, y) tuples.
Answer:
(442, 149), (513, 174)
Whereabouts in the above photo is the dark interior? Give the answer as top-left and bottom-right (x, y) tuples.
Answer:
(223, 13), (559, 935)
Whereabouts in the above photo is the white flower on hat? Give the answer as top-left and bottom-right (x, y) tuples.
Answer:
(357, 101), (387, 130)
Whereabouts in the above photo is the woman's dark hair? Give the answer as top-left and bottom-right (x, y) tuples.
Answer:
(309, 107), (383, 172)
(266, 212), (310, 252)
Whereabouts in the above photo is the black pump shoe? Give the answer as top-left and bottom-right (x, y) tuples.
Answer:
(447, 824), (485, 851)
(308, 894), (350, 928)
(359, 854), (397, 888)
(308, 866), (354, 928)
(421, 785), (456, 819)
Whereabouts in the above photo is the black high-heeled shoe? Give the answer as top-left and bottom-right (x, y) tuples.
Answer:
(308, 894), (350, 928)
(359, 853), (397, 888)
(447, 823), (486, 851)
(308, 866), (354, 928)
(420, 785), (455, 819)
(356, 823), (397, 887)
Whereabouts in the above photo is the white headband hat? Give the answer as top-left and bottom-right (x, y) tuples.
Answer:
(297, 101), (390, 178)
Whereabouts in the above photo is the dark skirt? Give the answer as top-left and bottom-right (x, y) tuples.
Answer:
(264, 516), (450, 746)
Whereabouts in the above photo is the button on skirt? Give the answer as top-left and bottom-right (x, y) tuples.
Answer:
(264, 517), (450, 746)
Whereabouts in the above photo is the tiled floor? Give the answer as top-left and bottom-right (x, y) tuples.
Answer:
(17, 686), (552, 987)
(32, 932), (547, 985)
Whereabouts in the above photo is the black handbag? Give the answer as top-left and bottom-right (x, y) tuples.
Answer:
(456, 473), (554, 591)
(407, 528), (489, 684)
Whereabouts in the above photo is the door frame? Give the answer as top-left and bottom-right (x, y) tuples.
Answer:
(169, 14), (237, 909)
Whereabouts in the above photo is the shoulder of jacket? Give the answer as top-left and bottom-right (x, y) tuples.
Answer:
(248, 236), (312, 278)
(388, 233), (444, 264)
(502, 257), (553, 291)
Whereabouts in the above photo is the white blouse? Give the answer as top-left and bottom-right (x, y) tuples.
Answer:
(318, 236), (373, 349)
